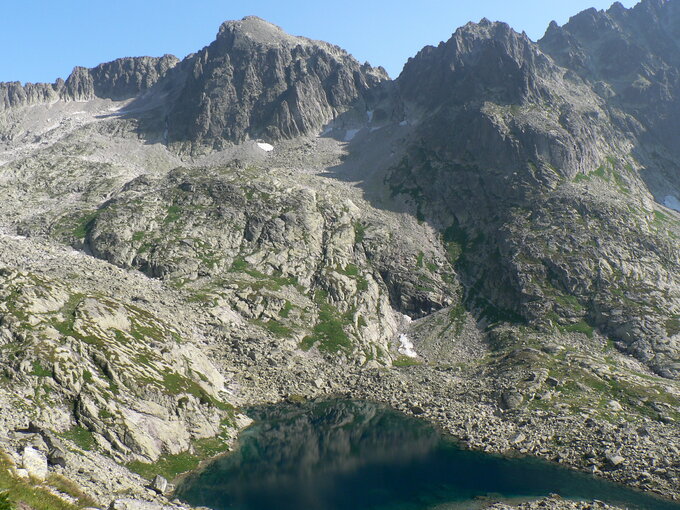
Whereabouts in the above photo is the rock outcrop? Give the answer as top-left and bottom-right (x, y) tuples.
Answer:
(0, 55), (179, 110)
(154, 16), (388, 149)
(384, 13), (680, 378)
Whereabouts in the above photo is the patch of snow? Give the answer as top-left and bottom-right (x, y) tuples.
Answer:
(663, 195), (680, 212)
(398, 333), (418, 358)
(257, 142), (274, 152)
(370, 126), (382, 132)
(344, 129), (360, 142)
(399, 120), (409, 126)
(367, 110), (374, 123)
(402, 314), (412, 324)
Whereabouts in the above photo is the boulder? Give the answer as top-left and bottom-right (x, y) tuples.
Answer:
(500, 390), (523, 410)
(21, 446), (48, 481)
(150, 474), (168, 494)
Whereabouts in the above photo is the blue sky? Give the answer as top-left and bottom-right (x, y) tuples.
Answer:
(1, 0), (637, 84)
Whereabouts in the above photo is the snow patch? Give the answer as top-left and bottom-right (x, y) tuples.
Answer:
(399, 120), (409, 126)
(398, 333), (418, 358)
(367, 110), (374, 123)
(663, 195), (680, 212)
(344, 129), (360, 142)
(257, 142), (274, 152)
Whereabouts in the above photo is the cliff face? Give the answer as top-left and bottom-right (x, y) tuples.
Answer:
(539, 0), (680, 195)
(0, 55), (179, 109)
(386, 10), (680, 378)
(158, 16), (388, 148)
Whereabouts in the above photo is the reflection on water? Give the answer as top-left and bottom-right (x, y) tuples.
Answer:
(176, 400), (680, 510)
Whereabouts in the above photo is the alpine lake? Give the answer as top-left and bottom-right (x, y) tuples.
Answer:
(176, 400), (680, 510)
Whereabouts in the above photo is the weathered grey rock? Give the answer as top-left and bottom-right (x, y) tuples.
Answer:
(121, 16), (390, 150)
(606, 452), (626, 467)
(109, 499), (173, 510)
(501, 391), (523, 410)
(150, 474), (168, 494)
(21, 446), (48, 481)
(0, 55), (179, 111)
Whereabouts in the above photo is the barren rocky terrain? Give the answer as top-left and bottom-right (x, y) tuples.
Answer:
(0, 6), (678, 510)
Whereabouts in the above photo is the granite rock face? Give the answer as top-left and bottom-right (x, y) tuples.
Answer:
(155, 16), (388, 149)
(0, 55), (179, 110)
(385, 11), (680, 378)
(0, 6), (679, 509)
(539, 0), (680, 195)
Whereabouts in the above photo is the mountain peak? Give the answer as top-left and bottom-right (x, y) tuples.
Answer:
(217, 16), (305, 49)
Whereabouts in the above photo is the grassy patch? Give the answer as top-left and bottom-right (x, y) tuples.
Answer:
(72, 211), (100, 240)
(561, 320), (595, 338)
(392, 356), (422, 367)
(666, 316), (680, 336)
(31, 361), (52, 378)
(255, 319), (293, 338)
(60, 426), (95, 451)
(163, 205), (182, 224)
(278, 301), (294, 319)
(46, 474), (98, 508)
(0, 453), (82, 510)
(353, 222), (367, 244)
(126, 435), (231, 482)
(447, 302), (466, 336)
(230, 257), (248, 272)
(300, 300), (352, 354)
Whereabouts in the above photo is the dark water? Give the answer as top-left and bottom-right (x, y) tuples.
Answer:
(176, 400), (680, 510)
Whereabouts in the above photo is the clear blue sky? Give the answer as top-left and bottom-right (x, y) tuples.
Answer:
(1, 0), (637, 84)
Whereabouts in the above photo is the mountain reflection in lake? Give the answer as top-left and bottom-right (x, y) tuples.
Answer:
(176, 400), (680, 510)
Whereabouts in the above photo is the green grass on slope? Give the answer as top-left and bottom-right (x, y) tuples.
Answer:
(0, 452), (89, 510)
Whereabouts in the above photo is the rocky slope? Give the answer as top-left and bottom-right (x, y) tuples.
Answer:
(380, 11), (680, 379)
(0, 3), (678, 510)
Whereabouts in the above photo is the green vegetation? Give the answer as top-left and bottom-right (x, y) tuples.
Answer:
(572, 158), (630, 194)
(132, 231), (146, 242)
(278, 301), (294, 318)
(353, 222), (367, 244)
(230, 257), (248, 272)
(127, 434), (232, 481)
(447, 302), (466, 336)
(30, 361), (52, 378)
(254, 319), (293, 338)
(60, 426), (96, 451)
(46, 474), (97, 508)
(666, 316), (680, 336)
(0, 453), (82, 510)
(163, 205), (182, 224)
(50, 209), (101, 241)
(561, 320), (595, 338)
(300, 294), (352, 354)
(72, 210), (101, 239)
(0, 492), (11, 510)
(392, 356), (422, 367)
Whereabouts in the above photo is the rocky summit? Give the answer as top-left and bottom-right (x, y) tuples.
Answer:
(0, 4), (678, 510)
